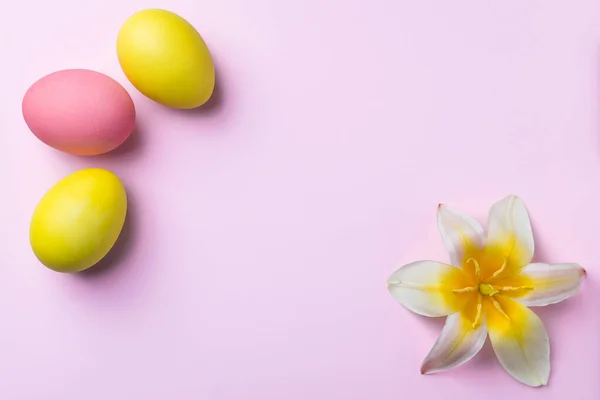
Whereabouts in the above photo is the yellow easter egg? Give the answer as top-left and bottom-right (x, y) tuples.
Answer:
(116, 8), (215, 109)
(30, 168), (127, 273)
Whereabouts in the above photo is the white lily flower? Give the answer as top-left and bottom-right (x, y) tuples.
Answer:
(387, 195), (585, 387)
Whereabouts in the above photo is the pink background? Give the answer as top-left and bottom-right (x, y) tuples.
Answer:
(1, 0), (599, 398)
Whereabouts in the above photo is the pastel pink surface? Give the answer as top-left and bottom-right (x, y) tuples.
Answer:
(2, 0), (600, 399)
(22, 69), (135, 155)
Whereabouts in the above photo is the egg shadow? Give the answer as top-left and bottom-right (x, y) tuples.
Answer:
(94, 124), (144, 161)
(107, 126), (143, 157)
(49, 123), (144, 170)
(176, 62), (225, 117)
(77, 192), (137, 279)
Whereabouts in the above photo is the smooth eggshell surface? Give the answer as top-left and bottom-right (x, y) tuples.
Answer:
(30, 168), (128, 273)
(117, 9), (215, 109)
(22, 69), (135, 155)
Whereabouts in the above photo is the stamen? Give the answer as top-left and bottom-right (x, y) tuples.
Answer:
(491, 298), (510, 320)
(491, 258), (508, 279)
(452, 286), (477, 294)
(466, 258), (481, 278)
(472, 293), (483, 328)
(494, 285), (533, 292)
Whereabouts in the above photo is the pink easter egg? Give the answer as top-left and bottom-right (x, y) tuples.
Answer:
(22, 69), (135, 156)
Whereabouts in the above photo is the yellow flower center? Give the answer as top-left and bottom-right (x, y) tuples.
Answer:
(478, 283), (496, 296)
(450, 255), (533, 329)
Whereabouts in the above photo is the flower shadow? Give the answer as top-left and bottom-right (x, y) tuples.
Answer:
(596, 47), (600, 158)
(531, 224), (555, 263)
(413, 314), (499, 379)
(525, 228), (591, 367)
(418, 315), (446, 333)
(463, 338), (496, 370)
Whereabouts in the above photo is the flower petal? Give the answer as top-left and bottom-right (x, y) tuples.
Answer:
(486, 195), (534, 278)
(387, 261), (471, 317)
(512, 263), (586, 307)
(437, 204), (485, 267)
(486, 296), (550, 387)
(420, 312), (488, 374)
